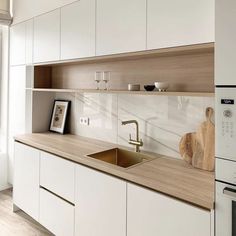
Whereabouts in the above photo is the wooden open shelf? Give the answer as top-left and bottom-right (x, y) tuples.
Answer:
(26, 88), (215, 97)
(32, 43), (214, 96)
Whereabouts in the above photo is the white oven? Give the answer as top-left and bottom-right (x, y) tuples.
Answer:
(216, 158), (236, 236)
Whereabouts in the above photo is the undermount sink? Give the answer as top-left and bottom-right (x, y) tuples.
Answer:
(87, 148), (153, 168)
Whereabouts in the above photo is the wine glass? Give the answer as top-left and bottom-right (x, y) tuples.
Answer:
(103, 71), (110, 90)
(95, 71), (102, 90)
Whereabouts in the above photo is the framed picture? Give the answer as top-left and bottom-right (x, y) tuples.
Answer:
(49, 100), (70, 134)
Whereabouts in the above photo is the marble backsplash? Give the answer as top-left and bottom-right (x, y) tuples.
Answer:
(55, 92), (214, 159)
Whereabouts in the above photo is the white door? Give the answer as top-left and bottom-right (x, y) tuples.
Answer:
(8, 66), (26, 183)
(216, 181), (236, 236)
(25, 19), (33, 65)
(39, 188), (74, 236)
(61, 0), (96, 60)
(147, 0), (214, 50)
(10, 22), (26, 65)
(127, 183), (211, 236)
(33, 9), (60, 63)
(96, 0), (146, 56)
(215, 0), (236, 85)
(13, 142), (40, 221)
(75, 165), (126, 236)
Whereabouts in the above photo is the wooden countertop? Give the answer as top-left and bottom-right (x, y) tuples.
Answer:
(14, 132), (214, 210)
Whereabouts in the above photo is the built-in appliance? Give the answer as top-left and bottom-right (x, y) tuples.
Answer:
(215, 88), (236, 236)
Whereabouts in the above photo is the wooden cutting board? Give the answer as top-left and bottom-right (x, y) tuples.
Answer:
(192, 107), (215, 171)
(179, 132), (196, 164)
(179, 107), (215, 171)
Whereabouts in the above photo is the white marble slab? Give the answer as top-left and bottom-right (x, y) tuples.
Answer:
(117, 95), (214, 158)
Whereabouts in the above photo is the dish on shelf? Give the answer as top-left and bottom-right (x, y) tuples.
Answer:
(144, 85), (155, 91)
(154, 82), (169, 92)
(128, 84), (140, 91)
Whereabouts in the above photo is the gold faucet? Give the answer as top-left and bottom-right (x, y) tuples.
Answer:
(121, 120), (143, 152)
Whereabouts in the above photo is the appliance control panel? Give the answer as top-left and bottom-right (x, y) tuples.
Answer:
(216, 88), (236, 161)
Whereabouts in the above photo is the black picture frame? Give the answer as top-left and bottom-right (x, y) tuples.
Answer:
(49, 100), (71, 134)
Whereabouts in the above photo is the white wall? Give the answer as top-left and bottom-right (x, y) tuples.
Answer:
(12, 0), (77, 24)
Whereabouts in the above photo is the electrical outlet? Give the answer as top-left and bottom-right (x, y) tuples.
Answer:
(79, 117), (90, 126)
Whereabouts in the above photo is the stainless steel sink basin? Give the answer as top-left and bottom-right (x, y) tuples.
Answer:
(87, 148), (153, 168)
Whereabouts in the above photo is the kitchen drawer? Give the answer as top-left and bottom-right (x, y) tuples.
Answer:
(40, 151), (75, 203)
(39, 188), (74, 236)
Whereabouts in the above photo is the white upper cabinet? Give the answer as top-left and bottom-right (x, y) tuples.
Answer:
(127, 183), (211, 236)
(10, 19), (33, 66)
(10, 23), (26, 65)
(12, 0), (77, 24)
(75, 165), (126, 236)
(96, 0), (146, 56)
(61, 0), (96, 60)
(33, 9), (60, 63)
(147, 0), (215, 50)
(215, 0), (236, 85)
(25, 19), (33, 65)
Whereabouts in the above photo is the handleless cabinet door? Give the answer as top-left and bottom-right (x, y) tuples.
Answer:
(127, 183), (211, 236)
(40, 151), (75, 203)
(75, 164), (126, 236)
(33, 9), (60, 63)
(61, 0), (95, 60)
(25, 19), (33, 65)
(96, 0), (146, 56)
(215, 0), (236, 85)
(147, 0), (214, 50)
(8, 66), (27, 183)
(10, 22), (26, 65)
(13, 142), (40, 221)
(39, 188), (74, 236)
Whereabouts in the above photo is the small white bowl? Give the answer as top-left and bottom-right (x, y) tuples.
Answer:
(154, 82), (169, 92)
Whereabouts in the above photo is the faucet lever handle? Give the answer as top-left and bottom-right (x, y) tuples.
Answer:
(129, 133), (132, 141)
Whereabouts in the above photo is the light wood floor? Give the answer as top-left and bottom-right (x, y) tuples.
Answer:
(0, 189), (53, 236)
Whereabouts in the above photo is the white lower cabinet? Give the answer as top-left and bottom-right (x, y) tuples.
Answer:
(75, 164), (126, 236)
(40, 151), (75, 203)
(14, 143), (212, 236)
(127, 183), (211, 236)
(13, 143), (40, 221)
(39, 188), (74, 236)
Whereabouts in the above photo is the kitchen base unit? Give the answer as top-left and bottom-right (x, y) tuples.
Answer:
(75, 164), (126, 236)
(13, 141), (214, 236)
(127, 183), (212, 236)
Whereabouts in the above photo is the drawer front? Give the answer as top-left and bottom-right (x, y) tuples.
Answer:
(39, 188), (74, 236)
(40, 151), (75, 203)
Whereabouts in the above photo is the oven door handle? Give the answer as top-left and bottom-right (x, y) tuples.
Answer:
(223, 187), (236, 199)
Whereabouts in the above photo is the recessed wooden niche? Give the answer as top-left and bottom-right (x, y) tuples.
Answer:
(33, 43), (214, 94)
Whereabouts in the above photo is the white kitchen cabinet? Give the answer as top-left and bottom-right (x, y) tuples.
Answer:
(12, 0), (77, 24)
(39, 188), (74, 236)
(8, 66), (27, 183)
(127, 183), (211, 236)
(25, 19), (33, 65)
(75, 165), (126, 236)
(13, 142), (40, 221)
(40, 151), (75, 203)
(10, 22), (26, 65)
(33, 9), (60, 63)
(147, 0), (214, 50)
(10, 19), (33, 66)
(61, 0), (96, 60)
(96, 0), (146, 56)
(215, 0), (236, 85)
